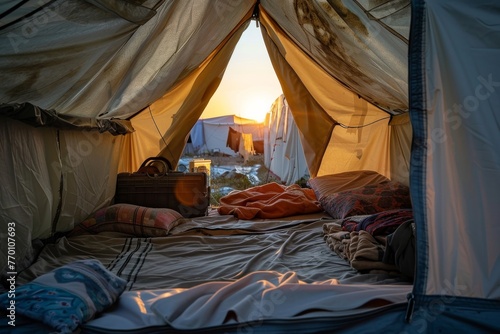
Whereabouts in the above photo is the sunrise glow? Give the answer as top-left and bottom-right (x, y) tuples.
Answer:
(201, 25), (282, 124)
(239, 96), (274, 123)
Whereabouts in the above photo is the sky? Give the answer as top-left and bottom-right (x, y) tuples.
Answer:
(200, 24), (282, 123)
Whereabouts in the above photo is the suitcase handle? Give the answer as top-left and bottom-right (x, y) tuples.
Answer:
(138, 157), (173, 177)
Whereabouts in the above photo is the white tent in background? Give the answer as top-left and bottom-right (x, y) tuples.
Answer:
(265, 95), (309, 185)
(185, 115), (264, 158)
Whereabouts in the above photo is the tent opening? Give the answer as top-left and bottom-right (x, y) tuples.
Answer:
(201, 24), (282, 123)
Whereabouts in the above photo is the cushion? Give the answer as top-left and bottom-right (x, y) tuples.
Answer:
(307, 170), (390, 201)
(68, 203), (185, 237)
(0, 259), (126, 333)
(319, 180), (412, 219)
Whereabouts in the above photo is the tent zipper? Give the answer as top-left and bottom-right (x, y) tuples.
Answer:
(405, 292), (415, 323)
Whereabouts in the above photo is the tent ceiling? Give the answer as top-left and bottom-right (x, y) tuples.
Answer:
(0, 0), (411, 178)
(0, 0), (409, 124)
(262, 0), (409, 114)
(0, 0), (255, 121)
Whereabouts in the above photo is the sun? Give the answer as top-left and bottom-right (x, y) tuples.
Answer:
(239, 96), (274, 123)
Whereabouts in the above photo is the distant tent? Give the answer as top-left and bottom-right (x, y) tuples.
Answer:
(184, 115), (264, 157)
(264, 95), (309, 185)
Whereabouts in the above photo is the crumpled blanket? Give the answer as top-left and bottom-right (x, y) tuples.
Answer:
(149, 271), (409, 329)
(217, 182), (322, 219)
(323, 221), (398, 273)
(341, 209), (413, 236)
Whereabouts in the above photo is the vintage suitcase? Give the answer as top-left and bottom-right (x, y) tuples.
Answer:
(114, 157), (210, 218)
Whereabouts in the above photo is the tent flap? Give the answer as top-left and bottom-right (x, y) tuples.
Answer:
(261, 0), (409, 113)
(85, 0), (161, 24)
(409, 0), (500, 301)
(0, 102), (134, 135)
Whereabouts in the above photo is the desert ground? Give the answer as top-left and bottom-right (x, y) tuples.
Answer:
(179, 153), (281, 206)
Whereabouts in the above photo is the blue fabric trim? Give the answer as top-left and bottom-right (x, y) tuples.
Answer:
(411, 295), (500, 333)
(417, 294), (500, 308)
(408, 0), (429, 298)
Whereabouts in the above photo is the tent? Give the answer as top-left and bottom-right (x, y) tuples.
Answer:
(184, 114), (264, 158)
(264, 94), (309, 185)
(0, 0), (499, 332)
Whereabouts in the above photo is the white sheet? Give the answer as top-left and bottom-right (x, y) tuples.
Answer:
(85, 271), (411, 331)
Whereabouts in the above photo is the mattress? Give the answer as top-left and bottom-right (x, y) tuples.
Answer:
(7, 211), (412, 333)
(17, 213), (405, 290)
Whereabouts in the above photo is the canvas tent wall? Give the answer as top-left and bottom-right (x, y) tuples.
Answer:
(184, 114), (264, 158)
(0, 0), (499, 332)
(409, 0), (499, 313)
(264, 94), (309, 185)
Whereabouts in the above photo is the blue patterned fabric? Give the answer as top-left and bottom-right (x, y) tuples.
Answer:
(0, 259), (126, 333)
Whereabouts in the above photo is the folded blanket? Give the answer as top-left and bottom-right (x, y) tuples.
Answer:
(322, 221), (349, 260)
(217, 182), (322, 219)
(323, 221), (398, 273)
(347, 231), (398, 272)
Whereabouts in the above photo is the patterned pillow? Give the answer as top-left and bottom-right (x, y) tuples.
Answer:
(0, 259), (126, 333)
(307, 170), (390, 201)
(320, 180), (412, 219)
(68, 203), (185, 237)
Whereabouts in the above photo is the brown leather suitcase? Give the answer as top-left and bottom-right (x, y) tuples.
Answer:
(114, 157), (210, 218)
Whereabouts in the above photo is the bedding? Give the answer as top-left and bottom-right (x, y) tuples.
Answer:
(18, 214), (379, 291)
(217, 182), (322, 219)
(341, 209), (413, 236)
(79, 273), (411, 332)
(323, 221), (399, 273)
(148, 271), (410, 330)
(307, 170), (390, 201)
(68, 203), (185, 237)
(322, 209), (414, 277)
(0, 259), (126, 333)
(318, 180), (412, 219)
(384, 220), (416, 279)
(9, 177), (415, 333)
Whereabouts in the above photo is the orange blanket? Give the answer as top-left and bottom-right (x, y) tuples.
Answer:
(217, 182), (322, 219)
